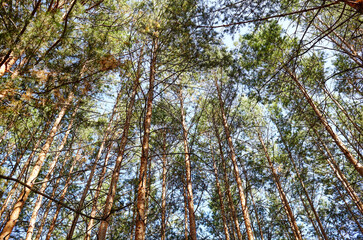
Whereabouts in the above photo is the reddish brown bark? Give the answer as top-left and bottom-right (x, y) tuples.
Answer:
(286, 69), (363, 177)
(183, 180), (189, 240)
(45, 149), (83, 240)
(26, 105), (78, 240)
(97, 46), (144, 240)
(67, 91), (122, 240)
(134, 38), (158, 240)
(178, 88), (197, 240)
(210, 143), (230, 240)
(257, 131), (302, 240)
(0, 92), (73, 240)
(213, 116), (243, 240)
(161, 130), (168, 240)
(341, 0), (363, 13)
(215, 78), (254, 240)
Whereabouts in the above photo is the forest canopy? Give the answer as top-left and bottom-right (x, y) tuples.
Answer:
(0, 0), (362, 239)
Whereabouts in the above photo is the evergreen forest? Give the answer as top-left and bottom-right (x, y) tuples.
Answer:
(0, 0), (362, 239)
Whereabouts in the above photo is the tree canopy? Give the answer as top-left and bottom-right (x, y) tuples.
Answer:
(0, 0), (362, 239)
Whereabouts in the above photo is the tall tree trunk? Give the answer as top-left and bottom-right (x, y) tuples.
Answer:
(182, 180), (189, 240)
(210, 143), (230, 240)
(45, 148), (83, 240)
(257, 131), (302, 240)
(286, 69), (363, 176)
(335, 184), (363, 234)
(134, 37), (158, 240)
(161, 130), (168, 240)
(67, 90), (122, 240)
(97, 46), (143, 240)
(296, 188), (323, 240)
(84, 141), (114, 240)
(85, 45), (145, 238)
(238, 155), (265, 240)
(215, 78), (254, 240)
(0, 91), (73, 240)
(178, 88), (197, 240)
(213, 117), (243, 240)
(312, 129), (363, 215)
(0, 122), (43, 202)
(25, 104), (79, 240)
(279, 136), (328, 240)
(34, 139), (76, 240)
(250, 187), (265, 240)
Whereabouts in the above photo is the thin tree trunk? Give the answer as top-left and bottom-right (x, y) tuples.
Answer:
(238, 155), (265, 240)
(286, 69), (363, 176)
(97, 46), (143, 240)
(215, 78), (254, 240)
(143, 159), (153, 229)
(213, 117), (243, 240)
(129, 187), (138, 240)
(67, 90), (123, 240)
(312, 129), (363, 215)
(34, 140), (76, 240)
(257, 131), (302, 240)
(0, 91), (73, 240)
(45, 148), (82, 240)
(134, 38), (158, 240)
(25, 104), (79, 240)
(284, 146), (328, 240)
(335, 184), (363, 234)
(250, 188), (265, 240)
(161, 130), (168, 240)
(0, 122), (43, 202)
(178, 88), (197, 240)
(276, 127), (329, 240)
(210, 143), (230, 240)
(296, 188), (323, 240)
(183, 180), (189, 240)
(84, 141), (114, 240)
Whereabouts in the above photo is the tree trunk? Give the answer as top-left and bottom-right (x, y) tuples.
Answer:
(215, 78), (254, 240)
(0, 91), (73, 240)
(25, 104), (78, 240)
(161, 130), (168, 240)
(312, 129), (363, 215)
(213, 117), (243, 240)
(97, 46), (143, 240)
(34, 139), (76, 240)
(134, 37), (158, 240)
(45, 148), (83, 240)
(210, 143), (230, 240)
(178, 88), (197, 240)
(84, 141), (114, 240)
(238, 155), (265, 240)
(67, 90), (122, 240)
(286, 69), (363, 176)
(183, 180), (189, 240)
(257, 131), (303, 240)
